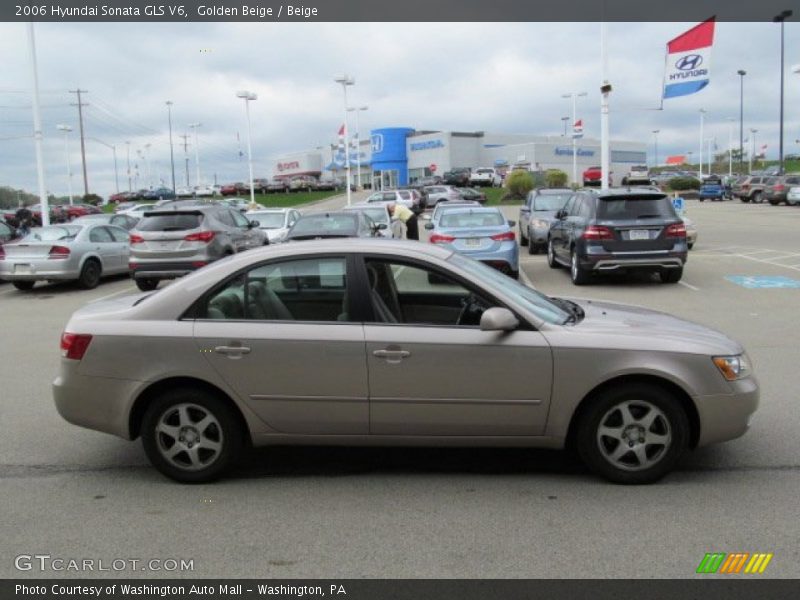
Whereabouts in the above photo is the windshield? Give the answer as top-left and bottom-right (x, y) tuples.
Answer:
(448, 253), (569, 325)
(533, 194), (571, 211)
(248, 212), (286, 228)
(22, 226), (81, 242)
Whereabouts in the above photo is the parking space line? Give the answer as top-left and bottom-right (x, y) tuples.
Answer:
(678, 281), (699, 291)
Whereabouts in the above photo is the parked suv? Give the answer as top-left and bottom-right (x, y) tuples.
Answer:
(547, 189), (688, 285)
(289, 175), (318, 192)
(365, 189), (423, 214)
(422, 185), (462, 207)
(469, 168), (502, 187)
(518, 188), (573, 254)
(732, 175), (769, 203)
(765, 174), (800, 206)
(443, 167), (471, 186)
(698, 175), (725, 202)
(128, 205), (267, 291)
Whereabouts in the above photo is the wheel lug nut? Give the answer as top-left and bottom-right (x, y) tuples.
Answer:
(628, 441), (634, 447)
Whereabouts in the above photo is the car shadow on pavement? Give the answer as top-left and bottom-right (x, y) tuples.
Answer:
(1, 273), (132, 295)
(232, 446), (588, 480)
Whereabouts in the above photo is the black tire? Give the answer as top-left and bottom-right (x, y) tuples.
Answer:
(698, 198), (704, 202)
(570, 248), (590, 285)
(78, 259), (101, 289)
(141, 387), (244, 483)
(520, 228), (529, 247)
(509, 270), (519, 280)
(12, 281), (35, 291)
(575, 383), (690, 484)
(687, 242), (694, 250)
(135, 278), (159, 291)
(768, 199), (779, 206)
(659, 268), (683, 283)
(740, 196), (750, 203)
(547, 238), (560, 269)
(527, 230), (538, 254)
(752, 191), (762, 204)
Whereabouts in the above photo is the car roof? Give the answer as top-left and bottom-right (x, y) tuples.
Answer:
(437, 206), (502, 215)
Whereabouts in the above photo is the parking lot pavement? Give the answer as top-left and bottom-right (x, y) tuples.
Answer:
(1, 198), (799, 578)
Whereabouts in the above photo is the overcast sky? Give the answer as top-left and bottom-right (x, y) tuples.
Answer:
(0, 21), (798, 198)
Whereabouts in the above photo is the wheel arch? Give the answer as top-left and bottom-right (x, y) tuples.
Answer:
(564, 374), (701, 451)
(129, 376), (252, 446)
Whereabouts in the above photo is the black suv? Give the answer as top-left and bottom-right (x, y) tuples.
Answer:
(547, 190), (688, 285)
(443, 167), (471, 186)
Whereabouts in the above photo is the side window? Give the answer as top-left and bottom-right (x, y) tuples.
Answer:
(107, 226), (130, 242)
(561, 196), (576, 216)
(383, 192), (396, 202)
(203, 257), (348, 321)
(89, 227), (113, 243)
(230, 210), (250, 228)
(215, 210), (234, 227)
(578, 196), (593, 219)
(363, 259), (495, 327)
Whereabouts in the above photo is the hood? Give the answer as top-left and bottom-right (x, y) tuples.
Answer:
(563, 298), (743, 356)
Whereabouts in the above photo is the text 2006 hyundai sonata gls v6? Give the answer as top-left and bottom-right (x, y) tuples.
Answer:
(53, 239), (758, 484)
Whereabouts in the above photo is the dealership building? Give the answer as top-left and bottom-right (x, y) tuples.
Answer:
(269, 128), (647, 188)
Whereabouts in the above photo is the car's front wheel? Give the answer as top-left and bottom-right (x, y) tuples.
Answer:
(141, 387), (244, 483)
(135, 278), (159, 291)
(520, 227), (529, 247)
(12, 281), (35, 291)
(576, 383), (690, 484)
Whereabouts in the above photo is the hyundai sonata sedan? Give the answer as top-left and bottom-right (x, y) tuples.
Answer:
(53, 240), (758, 484)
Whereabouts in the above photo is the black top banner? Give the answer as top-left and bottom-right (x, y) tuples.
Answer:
(2, 0), (798, 22)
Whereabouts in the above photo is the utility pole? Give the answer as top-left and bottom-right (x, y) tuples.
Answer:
(69, 89), (89, 196)
(179, 134), (191, 186)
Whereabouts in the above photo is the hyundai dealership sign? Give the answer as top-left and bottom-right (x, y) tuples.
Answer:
(554, 146), (595, 157)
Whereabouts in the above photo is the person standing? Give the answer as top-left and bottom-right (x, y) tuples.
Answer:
(387, 202), (419, 240)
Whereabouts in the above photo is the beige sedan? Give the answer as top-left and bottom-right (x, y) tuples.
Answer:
(53, 240), (758, 484)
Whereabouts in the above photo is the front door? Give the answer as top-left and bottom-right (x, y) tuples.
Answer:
(360, 258), (552, 436)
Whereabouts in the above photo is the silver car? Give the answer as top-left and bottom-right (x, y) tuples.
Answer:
(129, 205), (267, 291)
(245, 208), (301, 243)
(0, 223), (130, 290)
(519, 189), (573, 254)
(422, 185), (463, 208)
(343, 203), (400, 238)
(54, 240), (758, 484)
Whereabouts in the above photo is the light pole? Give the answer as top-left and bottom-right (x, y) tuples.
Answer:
(188, 122), (202, 189)
(737, 70), (746, 174)
(749, 128), (758, 174)
(144, 143), (152, 189)
(166, 101), (176, 192)
(652, 130), (660, 169)
(773, 10), (792, 174)
(699, 109), (706, 176)
(561, 116), (569, 136)
(562, 91), (587, 186)
(347, 105), (368, 190)
(56, 124), (74, 205)
(726, 117), (735, 177)
(236, 90), (258, 206)
(334, 74), (355, 205)
(125, 141), (132, 192)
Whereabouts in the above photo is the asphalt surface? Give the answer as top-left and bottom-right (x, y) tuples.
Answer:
(1, 197), (799, 579)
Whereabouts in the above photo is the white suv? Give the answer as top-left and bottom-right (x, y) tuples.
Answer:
(469, 168), (502, 187)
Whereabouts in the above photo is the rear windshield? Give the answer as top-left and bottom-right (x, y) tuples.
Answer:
(23, 226), (81, 242)
(440, 212), (505, 228)
(785, 177), (800, 185)
(533, 193), (571, 211)
(291, 214), (357, 235)
(596, 196), (675, 220)
(137, 213), (203, 231)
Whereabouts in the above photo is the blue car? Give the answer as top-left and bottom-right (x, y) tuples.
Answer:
(424, 206), (519, 278)
(698, 176), (724, 202)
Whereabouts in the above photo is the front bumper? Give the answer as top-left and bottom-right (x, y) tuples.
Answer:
(695, 376), (759, 446)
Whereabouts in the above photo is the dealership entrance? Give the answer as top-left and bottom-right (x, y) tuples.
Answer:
(372, 169), (399, 191)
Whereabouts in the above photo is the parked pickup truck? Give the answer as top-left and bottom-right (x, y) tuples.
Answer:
(698, 176), (725, 202)
(582, 166), (613, 186)
(622, 165), (651, 185)
(469, 168), (502, 187)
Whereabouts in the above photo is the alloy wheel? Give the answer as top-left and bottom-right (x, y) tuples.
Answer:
(596, 400), (672, 472)
(154, 403), (224, 472)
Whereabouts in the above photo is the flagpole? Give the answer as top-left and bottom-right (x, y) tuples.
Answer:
(600, 21), (611, 191)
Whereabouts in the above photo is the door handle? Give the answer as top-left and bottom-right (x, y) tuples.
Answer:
(214, 345), (251, 357)
(373, 349), (410, 363)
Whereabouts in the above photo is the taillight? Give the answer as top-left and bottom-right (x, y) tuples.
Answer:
(48, 245), (71, 259)
(773, 185), (785, 192)
(429, 233), (456, 244)
(490, 231), (516, 242)
(129, 234), (144, 244)
(0, 245), (4, 260)
(582, 226), (614, 240)
(666, 223), (687, 238)
(191, 261), (208, 268)
(184, 231), (216, 243)
(60, 332), (93, 360)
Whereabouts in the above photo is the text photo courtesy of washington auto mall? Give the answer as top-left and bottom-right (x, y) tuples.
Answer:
(1, 1), (800, 598)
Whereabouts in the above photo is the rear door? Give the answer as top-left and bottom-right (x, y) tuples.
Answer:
(88, 226), (120, 270)
(551, 195), (576, 260)
(105, 226), (132, 273)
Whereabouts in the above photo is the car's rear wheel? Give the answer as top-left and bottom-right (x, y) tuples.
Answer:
(752, 191), (762, 204)
(135, 278), (159, 291)
(576, 383), (690, 484)
(570, 249), (590, 285)
(78, 259), (101, 289)
(687, 242), (694, 250)
(547, 238), (560, 269)
(141, 388), (244, 483)
(740, 196), (750, 203)
(659, 268), (683, 284)
(12, 281), (35, 291)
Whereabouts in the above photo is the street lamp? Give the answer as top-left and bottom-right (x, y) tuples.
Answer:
(188, 122), (202, 190)
(165, 101), (176, 192)
(56, 124), (74, 205)
(749, 128), (758, 174)
(334, 74), (355, 205)
(699, 109), (707, 176)
(737, 70), (746, 173)
(88, 137), (120, 194)
(562, 91), (587, 186)
(773, 10), (793, 174)
(726, 117), (735, 177)
(236, 90), (258, 205)
(561, 116), (569, 136)
(652, 130), (660, 168)
(347, 105), (368, 190)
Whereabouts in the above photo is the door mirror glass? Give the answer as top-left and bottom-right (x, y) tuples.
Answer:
(480, 307), (519, 332)
(424, 223), (434, 230)
(555, 209), (566, 220)
(249, 220), (260, 228)
(507, 220), (516, 227)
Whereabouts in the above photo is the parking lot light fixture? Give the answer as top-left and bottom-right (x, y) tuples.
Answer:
(737, 70), (746, 174)
(166, 101), (176, 192)
(334, 74), (355, 205)
(236, 91), (258, 205)
(562, 91), (587, 186)
(773, 10), (793, 175)
(56, 124), (74, 205)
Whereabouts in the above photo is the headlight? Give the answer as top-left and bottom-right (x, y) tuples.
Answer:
(532, 219), (549, 229)
(712, 355), (751, 381)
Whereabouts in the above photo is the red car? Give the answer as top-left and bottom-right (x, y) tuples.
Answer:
(58, 203), (100, 220)
(582, 166), (613, 186)
(221, 183), (247, 196)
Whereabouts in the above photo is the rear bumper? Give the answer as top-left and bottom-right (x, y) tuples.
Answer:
(129, 260), (208, 280)
(581, 248), (687, 272)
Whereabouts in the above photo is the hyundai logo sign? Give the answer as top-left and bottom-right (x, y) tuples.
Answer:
(675, 54), (703, 71)
(371, 134), (384, 154)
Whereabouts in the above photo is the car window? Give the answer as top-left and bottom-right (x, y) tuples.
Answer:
(440, 211), (504, 228)
(137, 213), (202, 231)
(215, 210), (235, 227)
(107, 226), (130, 242)
(533, 193), (572, 211)
(578, 197), (593, 219)
(568, 198), (583, 217)
(230, 210), (250, 227)
(89, 227), (113, 243)
(364, 259), (494, 327)
(561, 196), (576, 216)
(202, 257), (348, 321)
(597, 196), (675, 219)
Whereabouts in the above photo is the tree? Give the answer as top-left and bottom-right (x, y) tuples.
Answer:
(503, 170), (534, 201)
(545, 169), (568, 187)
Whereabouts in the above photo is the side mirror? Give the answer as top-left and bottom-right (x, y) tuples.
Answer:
(556, 209), (566, 220)
(507, 220), (516, 227)
(480, 307), (519, 332)
(249, 220), (260, 228)
(424, 223), (434, 230)
(376, 223), (388, 230)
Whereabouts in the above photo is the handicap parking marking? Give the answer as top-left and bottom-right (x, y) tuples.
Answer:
(725, 275), (800, 289)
